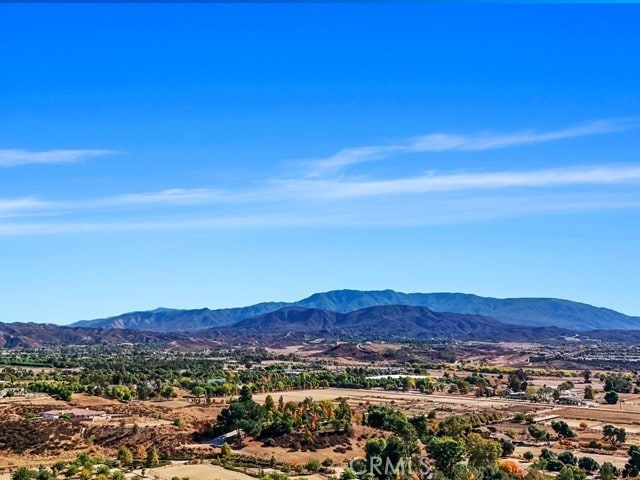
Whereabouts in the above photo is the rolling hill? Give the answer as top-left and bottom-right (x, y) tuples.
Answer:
(0, 322), (186, 349)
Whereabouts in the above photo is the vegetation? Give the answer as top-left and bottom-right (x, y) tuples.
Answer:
(5, 342), (640, 480)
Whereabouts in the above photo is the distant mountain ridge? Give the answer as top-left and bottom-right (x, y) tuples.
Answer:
(223, 305), (571, 341)
(72, 302), (288, 331)
(72, 289), (640, 332)
(8, 304), (640, 348)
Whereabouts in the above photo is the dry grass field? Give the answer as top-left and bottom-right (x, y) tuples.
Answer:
(146, 463), (256, 480)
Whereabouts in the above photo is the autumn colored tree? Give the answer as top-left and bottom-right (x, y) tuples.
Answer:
(498, 460), (525, 478)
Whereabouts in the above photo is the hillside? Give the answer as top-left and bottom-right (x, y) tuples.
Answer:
(295, 290), (640, 331)
(72, 302), (287, 332)
(222, 304), (573, 341)
(6, 304), (640, 348)
(72, 289), (640, 332)
(0, 322), (186, 349)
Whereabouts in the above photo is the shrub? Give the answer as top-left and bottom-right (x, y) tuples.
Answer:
(604, 391), (619, 405)
(499, 439), (515, 457)
(305, 459), (321, 472)
(558, 451), (577, 466)
(578, 456), (599, 473)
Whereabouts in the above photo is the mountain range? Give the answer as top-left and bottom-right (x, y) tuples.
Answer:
(2, 290), (640, 348)
(219, 305), (572, 342)
(5, 303), (640, 348)
(72, 289), (640, 332)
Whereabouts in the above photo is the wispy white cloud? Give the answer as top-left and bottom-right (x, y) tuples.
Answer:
(0, 149), (118, 167)
(0, 197), (48, 213)
(2, 164), (640, 224)
(305, 118), (639, 176)
(0, 189), (225, 217)
(1, 193), (640, 236)
(2, 118), (639, 234)
(285, 164), (640, 199)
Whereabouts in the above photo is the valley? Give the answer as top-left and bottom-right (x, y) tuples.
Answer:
(2, 339), (640, 480)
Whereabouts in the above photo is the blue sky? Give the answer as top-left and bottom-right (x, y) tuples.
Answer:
(1, 4), (639, 324)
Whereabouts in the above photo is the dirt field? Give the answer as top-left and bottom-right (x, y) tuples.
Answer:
(252, 388), (546, 416)
(237, 425), (386, 466)
(147, 463), (256, 480)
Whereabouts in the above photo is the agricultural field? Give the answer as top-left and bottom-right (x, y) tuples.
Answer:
(2, 341), (640, 480)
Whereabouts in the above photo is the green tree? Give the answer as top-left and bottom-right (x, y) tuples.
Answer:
(556, 465), (586, 480)
(305, 459), (321, 473)
(527, 424), (549, 441)
(340, 470), (357, 480)
(599, 462), (617, 480)
(557, 381), (574, 391)
(264, 395), (275, 412)
(558, 451), (577, 466)
(402, 377), (416, 392)
(239, 385), (252, 401)
(623, 445), (640, 478)
(117, 445), (133, 466)
(220, 442), (232, 458)
(429, 437), (465, 477)
(603, 424), (626, 445)
(381, 436), (406, 479)
(584, 385), (595, 400)
(604, 374), (632, 393)
(335, 397), (352, 430)
(465, 433), (501, 469)
(146, 446), (160, 467)
(499, 439), (515, 457)
(437, 415), (471, 439)
(160, 385), (175, 400)
(577, 456), (599, 473)
(551, 420), (576, 438)
(364, 438), (386, 479)
(216, 390), (266, 438)
(604, 390), (619, 405)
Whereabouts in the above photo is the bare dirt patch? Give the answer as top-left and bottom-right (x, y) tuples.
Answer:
(147, 463), (255, 480)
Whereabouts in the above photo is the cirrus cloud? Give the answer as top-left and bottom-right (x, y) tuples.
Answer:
(0, 148), (118, 167)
